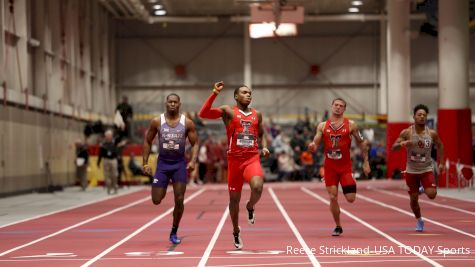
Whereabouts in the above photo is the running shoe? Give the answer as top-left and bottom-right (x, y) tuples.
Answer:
(416, 219), (424, 232)
(233, 227), (243, 249)
(169, 233), (181, 245)
(246, 201), (255, 225)
(332, 226), (343, 236)
(418, 185), (425, 195)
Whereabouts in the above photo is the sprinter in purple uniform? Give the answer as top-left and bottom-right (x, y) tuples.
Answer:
(143, 93), (199, 244)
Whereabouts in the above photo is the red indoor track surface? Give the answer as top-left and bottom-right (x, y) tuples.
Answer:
(1, 180), (474, 267)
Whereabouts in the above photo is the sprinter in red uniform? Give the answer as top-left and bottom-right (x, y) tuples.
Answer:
(199, 81), (270, 249)
(309, 98), (370, 236)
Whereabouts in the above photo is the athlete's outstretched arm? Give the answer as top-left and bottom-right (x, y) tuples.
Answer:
(431, 130), (445, 173)
(308, 122), (324, 152)
(257, 111), (270, 157)
(199, 81), (225, 119)
(186, 118), (199, 171)
(351, 121), (370, 176)
(142, 117), (160, 176)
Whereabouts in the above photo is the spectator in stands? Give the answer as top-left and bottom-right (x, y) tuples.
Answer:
(128, 152), (143, 176)
(75, 139), (89, 191)
(97, 129), (120, 195)
(116, 96), (133, 138)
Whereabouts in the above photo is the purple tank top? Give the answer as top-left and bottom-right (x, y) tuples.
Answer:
(158, 114), (186, 162)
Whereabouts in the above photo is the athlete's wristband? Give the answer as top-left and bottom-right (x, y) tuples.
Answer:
(212, 88), (219, 95)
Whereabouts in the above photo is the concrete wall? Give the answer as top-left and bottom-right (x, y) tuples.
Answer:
(116, 21), (475, 121)
(0, 0), (115, 195)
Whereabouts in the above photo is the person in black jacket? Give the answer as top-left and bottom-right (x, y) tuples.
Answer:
(75, 139), (89, 191)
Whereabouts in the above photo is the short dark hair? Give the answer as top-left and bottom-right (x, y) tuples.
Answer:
(166, 93), (180, 102)
(332, 97), (346, 107)
(234, 86), (250, 97)
(413, 104), (428, 115)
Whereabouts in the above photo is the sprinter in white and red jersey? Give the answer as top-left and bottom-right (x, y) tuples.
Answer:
(392, 104), (445, 232)
(309, 98), (371, 236)
(199, 81), (270, 250)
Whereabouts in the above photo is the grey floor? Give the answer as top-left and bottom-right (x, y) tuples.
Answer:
(0, 186), (147, 227)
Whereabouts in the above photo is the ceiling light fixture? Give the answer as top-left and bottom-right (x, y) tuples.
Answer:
(351, 1), (363, 6)
(348, 7), (359, 13)
(249, 22), (297, 39)
(154, 10), (167, 16)
(153, 4), (163, 10)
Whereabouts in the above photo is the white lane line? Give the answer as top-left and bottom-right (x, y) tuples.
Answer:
(269, 188), (321, 267)
(80, 188), (206, 267)
(0, 188), (146, 229)
(371, 188), (475, 216)
(197, 205), (229, 267)
(357, 193), (475, 239)
(206, 257), (475, 267)
(301, 187), (443, 267)
(0, 195), (151, 257)
(436, 193), (475, 203)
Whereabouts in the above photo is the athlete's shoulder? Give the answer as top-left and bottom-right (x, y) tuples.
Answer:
(151, 116), (161, 126)
(399, 126), (412, 138)
(317, 121), (326, 131)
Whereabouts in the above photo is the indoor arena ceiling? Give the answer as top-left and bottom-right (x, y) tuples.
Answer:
(100, 0), (390, 23)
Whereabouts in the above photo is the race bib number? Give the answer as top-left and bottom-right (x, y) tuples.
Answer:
(326, 149), (342, 160)
(410, 152), (426, 163)
(236, 133), (255, 147)
(163, 141), (179, 150)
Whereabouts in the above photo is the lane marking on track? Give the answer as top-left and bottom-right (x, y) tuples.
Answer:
(205, 257), (475, 266)
(357, 193), (475, 239)
(226, 250), (285, 255)
(269, 188), (321, 267)
(12, 252), (77, 259)
(408, 233), (441, 236)
(0, 188), (147, 229)
(0, 196), (151, 257)
(80, 188), (205, 267)
(371, 188), (475, 216)
(301, 187), (443, 267)
(197, 205), (229, 267)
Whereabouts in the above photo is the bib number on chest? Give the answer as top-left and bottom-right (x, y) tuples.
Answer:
(410, 152), (426, 163)
(326, 149), (342, 160)
(163, 141), (179, 150)
(237, 133), (255, 147)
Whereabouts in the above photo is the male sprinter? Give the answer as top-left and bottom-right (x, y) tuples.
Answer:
(392, 104), (444, 232)
(199, 81), (270, 249)
(308, 98), (370, 236)
(143, 93), (199, 244)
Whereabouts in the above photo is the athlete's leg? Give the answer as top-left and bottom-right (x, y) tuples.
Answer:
(151, 187), (167, 205)
(409, 192), (421, 219)
(421, 171), (437, 199)
(326, 185), (341, 226)
(229, 191), (242, 234)
(172, 182), (187, 228)
(340, 171), (356, 203)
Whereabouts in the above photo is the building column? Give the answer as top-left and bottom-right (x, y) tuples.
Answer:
(244, 22), (252, 87)
(437, 0), (472, 187)
(386, 0), (411, 178)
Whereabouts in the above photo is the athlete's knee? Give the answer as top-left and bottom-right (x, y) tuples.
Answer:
(329, 193), (338, 202)
(345, 194), (356, 203)
(174, 194), (185, 206)
(251, 183), (263, 195)
(426, 190), (437, 199)
(229, 195), (240, 204)
(152, 198), (162, 205)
